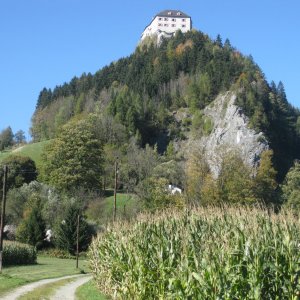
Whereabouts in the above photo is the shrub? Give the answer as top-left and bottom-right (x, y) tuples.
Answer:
(89, 206), (300, 299)
(3, 241), (37, 266)
(38, 248), (76, 259)
(192, 110), (214, 137)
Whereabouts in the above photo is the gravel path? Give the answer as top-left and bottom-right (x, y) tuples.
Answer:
(51, 275), (92, 300)
(1, 274), (87, 300)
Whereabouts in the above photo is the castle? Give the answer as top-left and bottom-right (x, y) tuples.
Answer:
(141, 10), (192, 41)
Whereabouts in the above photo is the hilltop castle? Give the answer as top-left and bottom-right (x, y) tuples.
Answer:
(141, 10), (192, 41)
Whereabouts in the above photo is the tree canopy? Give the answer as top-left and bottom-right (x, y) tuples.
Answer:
(40, 118), (104, 191)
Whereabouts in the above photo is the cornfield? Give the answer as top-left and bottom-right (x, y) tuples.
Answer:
(89, 206), (300, 299)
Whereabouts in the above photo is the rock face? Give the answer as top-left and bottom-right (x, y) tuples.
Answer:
(184, 91), (268, 177)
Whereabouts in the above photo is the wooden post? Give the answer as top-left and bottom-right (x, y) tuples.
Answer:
(113, 159), (118, 222)
(76, 214), (80, 269)
(0, 165), (8, 273)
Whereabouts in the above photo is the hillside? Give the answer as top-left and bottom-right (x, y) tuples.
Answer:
(30, 29), (300, 180)
(0, 141), (50, 167)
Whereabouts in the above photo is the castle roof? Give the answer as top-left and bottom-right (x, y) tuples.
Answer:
(156, 10), (190, 18)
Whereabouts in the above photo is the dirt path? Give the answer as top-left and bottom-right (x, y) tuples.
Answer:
(1, 274), (87, 300)
(51, 275), (92, 300)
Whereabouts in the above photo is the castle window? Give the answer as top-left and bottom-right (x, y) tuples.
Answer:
(158, 17), (162, 21)
(172, 18), (176, 22)
(177, 12), (181, 16)
(172, 24), (176, 27)
(164, 23), (169, 27)
(164, 17), (168, 21)
(182, 19), (186, 22)
(158, 23), (162, 26)
(182, 24), (186, 28)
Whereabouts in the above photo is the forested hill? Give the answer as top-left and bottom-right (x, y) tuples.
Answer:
(31, 29), (300, 180)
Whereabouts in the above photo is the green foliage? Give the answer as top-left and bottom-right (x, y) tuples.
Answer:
(16, 203), (46, 249)
(186, 150), (279, 206)
(282, 161), (300, 210)
(89, 207), (300, 299)
(40, 118), (104, 191)
(30, 29), (300, 182)
(0, 140), (50, 167)
(139, 177), (184, 210)
(191, 110), (214, 137)
(3, 241), (36, 266)
(235, 77), (300, 181)
(38, 248), (77, 259)
(0, 155), (37, 190)
(253, 150), (278, 205)
(217, 152), (255, 204)
(186, 149), (211, 204)
(0, 126), (14, 150)
(55, 205), (94, 255)
(14, 130), (26, 145)
(32, 30), (245, 144)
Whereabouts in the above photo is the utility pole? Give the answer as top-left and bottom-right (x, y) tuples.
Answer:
(76, 214), (80, 269)
(0, 165), (8, 273)
(113, 158), (118, 222)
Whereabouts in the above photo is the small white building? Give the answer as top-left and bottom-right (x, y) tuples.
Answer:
(141, 10), (192, 41)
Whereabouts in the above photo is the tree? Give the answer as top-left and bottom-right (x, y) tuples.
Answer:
(282, 161), (300, 209)
(41, 118), (104, 191)
(16, 203), (46, 249)
(185, 149), (210, 204)
(215, 34), (223, 47)
(253, 150), (278, 205)
(217, 151), (255, 204)
(0, 155), (37, 190)
(55, 205), (93, 255)
(0, 126), (14, 150)
(14, 130), (26, 145)
(139, 177), (184, 211)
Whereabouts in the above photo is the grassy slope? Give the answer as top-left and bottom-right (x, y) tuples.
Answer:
(87, 191), (141, 223)
(103, 191), (140, 216)
(0, 140), (50, 167)
(0, 256), (88, 296)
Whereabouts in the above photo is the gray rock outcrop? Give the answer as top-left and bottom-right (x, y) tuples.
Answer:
(184, 91), (268, 177)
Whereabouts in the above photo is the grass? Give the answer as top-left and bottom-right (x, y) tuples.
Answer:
(18, 277), (78, 300)
(0, 140), (50, 167)
(76, 280), (109, 300)
(86, 191), (141, 223)
(103, 191), (139, 215)
(0, 255), (89, 296)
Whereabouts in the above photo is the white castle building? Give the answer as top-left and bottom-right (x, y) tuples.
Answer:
(141, 10), (192, 41)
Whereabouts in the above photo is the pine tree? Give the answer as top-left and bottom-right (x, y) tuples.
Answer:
(16, 204), (46, 249)
(55, 205), (92, 255)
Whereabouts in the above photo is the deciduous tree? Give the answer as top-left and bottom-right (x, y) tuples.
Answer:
(41, 118), (104, 191)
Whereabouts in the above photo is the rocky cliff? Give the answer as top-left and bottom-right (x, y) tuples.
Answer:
(182, 92), (269, 177)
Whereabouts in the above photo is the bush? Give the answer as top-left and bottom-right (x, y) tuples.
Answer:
(89, 206), (300, 299)
(38, 248), (76, 259)
(3, 241), (37, 266)
(192, 110), (214, 137)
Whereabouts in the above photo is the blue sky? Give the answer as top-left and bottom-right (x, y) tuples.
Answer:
(1, 0), (299, 139)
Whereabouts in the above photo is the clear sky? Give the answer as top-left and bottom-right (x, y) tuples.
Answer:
(1, 0), (299, 140)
